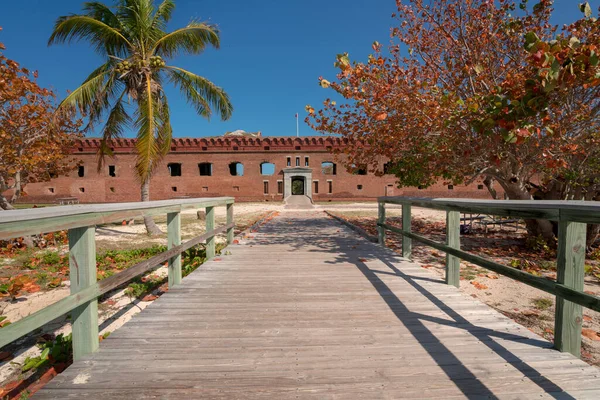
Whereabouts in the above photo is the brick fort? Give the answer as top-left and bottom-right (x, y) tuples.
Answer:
(24, 131), (492, 204)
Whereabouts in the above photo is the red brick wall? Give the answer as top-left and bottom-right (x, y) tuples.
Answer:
(19, 136), (498, 203)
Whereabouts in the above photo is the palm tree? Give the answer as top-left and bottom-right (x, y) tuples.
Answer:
(49, 0), (233, 235)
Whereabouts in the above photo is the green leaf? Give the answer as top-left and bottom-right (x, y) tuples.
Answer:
(569, 36), (581, 48)
(482, 118), (496, 129)
(580, 2), (592, 18)
(503, 132), (518, 143)
(524, 32), (540, 51)
(40, 347), (50, 361)
(543, 80), (557, 93)
(590, 52), (599, 67)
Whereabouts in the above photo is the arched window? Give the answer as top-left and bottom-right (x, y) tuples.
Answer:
(198, 163), (213, 176)
(321, 162), (336, 175)
(260, 162), (275, 176)
(350, 164), (367, 175)
(229, 162), (244, 176)
(168, 163), (182, 177)
(383, 162), (394, 175)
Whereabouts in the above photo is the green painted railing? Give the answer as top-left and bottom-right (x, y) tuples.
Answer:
(377, 196), (600, 358)
(0, 197), (235, 360)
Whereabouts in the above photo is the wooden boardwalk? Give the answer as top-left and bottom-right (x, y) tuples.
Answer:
(38, 211), (600, 399)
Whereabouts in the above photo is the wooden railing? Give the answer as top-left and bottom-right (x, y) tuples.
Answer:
(377, 196), (600, 358)
(0, 197), (234, 360)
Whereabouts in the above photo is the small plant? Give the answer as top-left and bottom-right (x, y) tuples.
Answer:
(181, 243), (225, 277)
(538, 260), (556, 271)
(531, 297), (553, 311)
(41, 251), (61, 266)
(22, 333), (72, 372)
(0, 315), (11, 328)
(125, 274), (165, 299)
(525, 234), (552, 254)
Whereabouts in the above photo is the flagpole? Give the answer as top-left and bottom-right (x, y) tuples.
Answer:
(296, 113), (299, 137)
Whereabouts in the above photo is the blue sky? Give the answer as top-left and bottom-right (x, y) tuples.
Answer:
(0, 0), (594, 138)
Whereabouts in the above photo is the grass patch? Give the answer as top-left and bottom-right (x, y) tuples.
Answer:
(532, 297), (553, 311)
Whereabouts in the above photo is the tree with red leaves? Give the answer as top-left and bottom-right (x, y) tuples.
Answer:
(0, 29), (82, 210)
(307, 0), (599, 242)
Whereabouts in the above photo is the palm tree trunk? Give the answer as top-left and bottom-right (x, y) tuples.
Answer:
(141, 178), (163, 236)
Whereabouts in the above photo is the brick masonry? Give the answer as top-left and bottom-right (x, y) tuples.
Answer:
(21, 136), (497, 203)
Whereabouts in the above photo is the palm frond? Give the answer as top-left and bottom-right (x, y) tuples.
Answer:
(152, 0), (175, 29)
(58, 64), (112, 113)
(84, 63), (124, 131)
(82, 2), (123, 30)
(153, 22), (220, 58)
(156, 93), (172, 158)
(116, 0), (156, 53)
(48, 15), (132, 56)
(96, 90), (131, 171)
(134, 75), (161, 182)
(166, 66), (233, 121)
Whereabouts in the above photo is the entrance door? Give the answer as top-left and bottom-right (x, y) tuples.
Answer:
(291, 177), (305, 195)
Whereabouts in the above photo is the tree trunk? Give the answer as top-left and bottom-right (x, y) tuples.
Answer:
(501, 179), (555, 243)
(141, 178), (163, 236)
(10, 170), (22, 204)
(483, 176), (498, 200)
(586, 224), (600, 250)
(0, 193), (15, 210)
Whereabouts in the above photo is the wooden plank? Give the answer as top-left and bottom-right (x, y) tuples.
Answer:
(68, 226), (99, 361)
(36, 211), (600, 399)
(205, 206), (215, 260)
(167, 212), (182, 287)
(554, 219), (586, 356)
(445, 210), (460, 288)
(377, 201), (386, 245)
(379, 196), (559, 220)
(402, 203), (412, 258)
(0, 197), (234, 240)
(226, 203), (234, 244)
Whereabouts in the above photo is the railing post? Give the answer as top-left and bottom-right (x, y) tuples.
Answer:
(167, 212), (182, 287)
(402, 203), (412, 259)
(68, 226), (99, 361)
(554, 218), (586, 357)
(227, 203), (234, 244)
(377, 201), (386, 246)
(445, 211), (460, 288)
(206, 206), (215, 260)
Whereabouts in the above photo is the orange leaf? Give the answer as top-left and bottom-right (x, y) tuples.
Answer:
(470, 281), (488, 290)
(582, 328), (600, 341)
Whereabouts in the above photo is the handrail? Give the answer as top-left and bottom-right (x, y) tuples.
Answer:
(0, 197), (235, 360)
(0, 197), (234, 240)
(377, 196), (598, 359)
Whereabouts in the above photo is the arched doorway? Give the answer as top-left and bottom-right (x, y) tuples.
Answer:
(291, 177), (305, 195)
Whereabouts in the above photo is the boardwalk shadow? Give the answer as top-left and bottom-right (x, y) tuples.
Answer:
(250, 211), (577, 399)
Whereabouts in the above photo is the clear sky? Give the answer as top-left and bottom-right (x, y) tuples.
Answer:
(0, 0), (594, 138)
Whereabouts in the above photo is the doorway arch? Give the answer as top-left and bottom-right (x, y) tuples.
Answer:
(291, 177), (305, 195)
